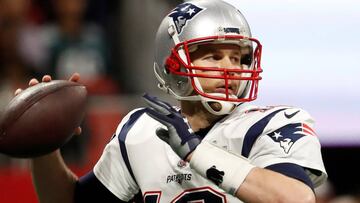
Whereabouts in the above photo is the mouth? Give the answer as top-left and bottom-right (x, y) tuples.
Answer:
(214, 86), (235, 96)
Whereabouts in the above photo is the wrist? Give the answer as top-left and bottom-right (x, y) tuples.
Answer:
(189, 141), (255, 195)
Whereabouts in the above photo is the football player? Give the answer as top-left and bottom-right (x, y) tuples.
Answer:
(27, 0), (327, 202)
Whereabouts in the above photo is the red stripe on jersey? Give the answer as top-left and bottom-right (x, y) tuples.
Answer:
(302, 123), (316, 136)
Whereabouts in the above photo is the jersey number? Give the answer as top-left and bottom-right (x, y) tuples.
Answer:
(144, 187), (226, 203)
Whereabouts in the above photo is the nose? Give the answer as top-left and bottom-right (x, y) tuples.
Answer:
(219, 57), (240, 77)
(219, 56), (234, 69)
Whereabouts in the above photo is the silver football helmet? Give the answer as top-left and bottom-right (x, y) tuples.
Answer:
(154, 0), (263, 115)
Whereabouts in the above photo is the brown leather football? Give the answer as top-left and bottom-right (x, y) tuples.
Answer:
(0, 80), (87, 158)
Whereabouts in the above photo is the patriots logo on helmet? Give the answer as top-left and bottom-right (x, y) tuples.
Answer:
(168, 3), (204, 34)
(267, 123), (316, 154)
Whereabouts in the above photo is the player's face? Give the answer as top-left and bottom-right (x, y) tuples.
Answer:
(190, 43), (246, 97)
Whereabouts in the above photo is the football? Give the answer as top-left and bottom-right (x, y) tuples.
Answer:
(0, 80), (87, 158)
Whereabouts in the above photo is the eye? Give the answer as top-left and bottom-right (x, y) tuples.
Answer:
(230, 56), (241, 64)
(203, 53), (222, 61)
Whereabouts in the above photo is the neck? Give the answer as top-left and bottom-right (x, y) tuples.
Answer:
(180, 100), (223, 132)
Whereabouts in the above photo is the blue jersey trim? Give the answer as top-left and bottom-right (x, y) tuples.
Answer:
(241, 108), (287, 157)
(266, 163), (314, 190)
(118, 109), (147, 184)
(75, 171), (126, 202)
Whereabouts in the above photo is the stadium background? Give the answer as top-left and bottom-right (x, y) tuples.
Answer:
(0, 0), (359, 202)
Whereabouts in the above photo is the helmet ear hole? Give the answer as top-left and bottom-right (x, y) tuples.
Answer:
(164, 55), (192, 96)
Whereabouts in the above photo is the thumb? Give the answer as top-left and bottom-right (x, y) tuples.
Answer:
(155, 127), (170, 144)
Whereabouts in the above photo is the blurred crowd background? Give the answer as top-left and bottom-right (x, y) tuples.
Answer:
(0, 0), (359, 202)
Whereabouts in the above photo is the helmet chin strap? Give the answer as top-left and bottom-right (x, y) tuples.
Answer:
(201, 93), (239, 115)
(162, 83), (239, 115)
(193, 77), (239, 115)
(166, 89), (239, 116)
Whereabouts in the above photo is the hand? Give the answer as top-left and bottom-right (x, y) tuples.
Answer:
(14, 73), (82, 136)
(143, 93), (201, 160)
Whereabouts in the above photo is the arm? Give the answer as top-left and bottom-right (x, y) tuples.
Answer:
(16, 75), (81, 203)
(237, 167), (315, 203)
(31, 150), (132, 203)
(144, 94), (316, 203)
(30, 150), (78, 203)
(27, 75), (136, 203)
(187, 145), (315, 203)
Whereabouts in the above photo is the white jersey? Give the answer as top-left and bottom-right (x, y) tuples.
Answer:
(93, 104), (327, 202)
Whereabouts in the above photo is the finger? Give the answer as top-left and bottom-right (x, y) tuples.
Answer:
(155, 127), (170, 144)
(74, 127), (82, 135)
(42, 75), (52, 82)
(14, 88), (22, 96)
(143, 94), (172, 115)
(146, 93), (174, 110)
(69, 72), (80, 82)
(29, 78), (39, 86)
(145, 108), (172, 126)
(145, 100), (170, 115)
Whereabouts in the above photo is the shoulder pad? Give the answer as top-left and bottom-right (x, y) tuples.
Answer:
(231, 105), (314, 131)
(235, 105), (316, 157)
(115, 108), (145, 136)
(263, 106), (315, 136)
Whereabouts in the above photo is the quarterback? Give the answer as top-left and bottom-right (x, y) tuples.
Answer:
(27, 0), (327, 202)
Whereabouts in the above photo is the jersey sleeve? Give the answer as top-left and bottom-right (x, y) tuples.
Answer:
(75, 171), (129, 203)
(247, 107), (327, 188)
(93, 110), (141, 201)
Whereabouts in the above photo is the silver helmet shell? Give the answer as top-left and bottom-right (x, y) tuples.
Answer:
(154, 0), (262, 114)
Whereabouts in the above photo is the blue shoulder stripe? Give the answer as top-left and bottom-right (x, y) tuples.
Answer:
(118, 109), (147, 184)
(241, 108), (287, 157)
(266, 163), (314, 190)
